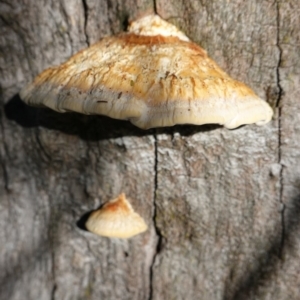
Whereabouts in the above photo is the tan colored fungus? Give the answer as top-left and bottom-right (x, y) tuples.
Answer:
(20, 14), (273, 129)
(85, 193), (148, 238)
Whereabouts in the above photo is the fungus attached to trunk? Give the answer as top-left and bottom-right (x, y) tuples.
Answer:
(20, 15), (273, 130)
(85, 193), (148, 238)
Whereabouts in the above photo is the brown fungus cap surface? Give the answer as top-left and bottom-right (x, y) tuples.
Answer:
(20, 15), (273, 129)
(85, 193), (148, 239)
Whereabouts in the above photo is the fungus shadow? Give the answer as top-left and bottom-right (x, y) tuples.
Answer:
(5, 94), (221, 141)
(76, 210), (93, 231)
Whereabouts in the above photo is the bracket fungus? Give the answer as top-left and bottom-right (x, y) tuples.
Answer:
(85, 193), (148, 238)
(20, 14), (273, 130)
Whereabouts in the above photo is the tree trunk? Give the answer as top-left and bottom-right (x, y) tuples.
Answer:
(0, 0), (299, 299)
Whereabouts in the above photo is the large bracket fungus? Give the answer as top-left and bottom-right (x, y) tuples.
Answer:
(20, 14), (273, 130)
(20, 15), (273, 238)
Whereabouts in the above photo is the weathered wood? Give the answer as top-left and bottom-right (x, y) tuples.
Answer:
(0, 0), (299, 299)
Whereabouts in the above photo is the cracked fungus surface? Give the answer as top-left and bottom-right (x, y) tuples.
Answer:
(20, 14), (273, 129)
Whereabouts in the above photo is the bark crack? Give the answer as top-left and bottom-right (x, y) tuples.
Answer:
(35, 128), (52, 162)
(153, 0), (157, 14)
(275, 0), (285, 259)
(82, 0), (90, 46)
(49, 222), (57, 300)
(51, 283), (57, 300)
(0, 106), (10, 192)
(0, 159), (9, 192)
(148, 131), (162, 300)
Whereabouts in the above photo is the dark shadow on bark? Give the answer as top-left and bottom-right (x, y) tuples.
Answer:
(4, 94), (222, 141)
(231, 192), (300, 300)
(76, 210), (93, 231)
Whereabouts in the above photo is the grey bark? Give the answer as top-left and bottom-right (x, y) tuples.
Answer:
(0, 0), (299, 299)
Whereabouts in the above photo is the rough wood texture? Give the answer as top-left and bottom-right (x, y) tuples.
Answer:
(0, 0), (299, 299)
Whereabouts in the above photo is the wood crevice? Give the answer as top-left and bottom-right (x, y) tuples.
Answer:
(148, 130), (162, 300)
(0, 116), (8, 192)
(275, 0), (285, 259)
(82, 0), (90, 46)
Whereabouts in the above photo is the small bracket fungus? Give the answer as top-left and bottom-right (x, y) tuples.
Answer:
(20, 14), (273, 129)
(85, 193), (148, 238)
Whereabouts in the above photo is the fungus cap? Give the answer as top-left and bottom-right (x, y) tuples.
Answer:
(20, 14), (273, 129)
(85, 193), (148, 238)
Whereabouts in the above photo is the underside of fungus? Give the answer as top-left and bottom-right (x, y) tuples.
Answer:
(85, 193), (148, 238)
(20, 14), (273, 129)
